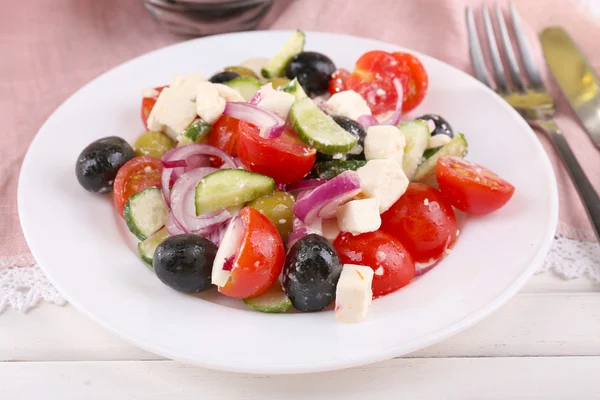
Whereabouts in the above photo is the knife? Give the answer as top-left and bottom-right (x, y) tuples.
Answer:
(540, 27), (600, 149)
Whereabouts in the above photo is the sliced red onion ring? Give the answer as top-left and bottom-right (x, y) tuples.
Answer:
(206, 221), (229, 246)
(223, 102), (284, 139)
(170, 167), (234, 234)
(287, 179), (326, 195)
(161, 167), (174, 206)
(249, 90), (263, 105)
(162, 144), (236, 170)
(232, 157), (246, 169)
(293, 171), (362, 223)
(287, 217), (323, 248)
(185, 154), (211, 171)
(165, 212), (186, 235)
(357, 114), (378, 129)
(379, 78), (404, 126)
(415, 258), (441, 277)
(163, 159), (187, 168)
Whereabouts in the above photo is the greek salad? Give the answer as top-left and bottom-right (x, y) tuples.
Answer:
(75, 31), (515, 323)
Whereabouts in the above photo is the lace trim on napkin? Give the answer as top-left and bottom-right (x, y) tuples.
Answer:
(0, 233), (598, 313)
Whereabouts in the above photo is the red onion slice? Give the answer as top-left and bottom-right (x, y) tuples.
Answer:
(287, 217), (323, 248)
(163, 159), (187, 168)
(162, 144), (236, 170)
(287, 179), (326, 195)
(223, 102), (284, 139)
(357, 114), (378, 129)
(415, 258), (441, 277)
(165, 212), (186, 235)
(293, 171), (362, 223)
(379, 78), (404, 126)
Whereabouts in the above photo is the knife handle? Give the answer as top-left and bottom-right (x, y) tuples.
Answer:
(537, 120), (600, 241)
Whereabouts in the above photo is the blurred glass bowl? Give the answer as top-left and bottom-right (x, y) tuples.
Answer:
(144, 0), (276, 36)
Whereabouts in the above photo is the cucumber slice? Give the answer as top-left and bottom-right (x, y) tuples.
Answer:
(137, 227), (170, 266)
(261, 30), (306, 78)
(313, 160), (367, 180)
(176, 119), (212, 147)
(398, 120), (431, 180)
(413, 133), (468, 184)
(124, 188), (169, 241)
(243, 281), (292, 313)
(422, 147), (440, 161)
(224, 76), (263, 102)
(279, 77), (307, 99)
(195, 169), (275, 215)
(290, 97), (358, 155)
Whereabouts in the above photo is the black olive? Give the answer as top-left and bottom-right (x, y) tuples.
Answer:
(285, 51), (336, 97)
(153, 234), (217, 294)
(209, 71), (240, 84)
(75, 136), (135, 194)
(282, 234), (342, 312)
(417, 114), (454, 137)
(315, 115), (367, 161)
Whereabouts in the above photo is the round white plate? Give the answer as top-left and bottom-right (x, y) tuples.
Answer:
(18, 31), (558, 374)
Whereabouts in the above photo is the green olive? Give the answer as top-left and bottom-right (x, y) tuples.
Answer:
(224, 66), (259, 79)
(248, 191), (295, 242)
(269, 77), (290, 89)
(133, 131), (174, 159)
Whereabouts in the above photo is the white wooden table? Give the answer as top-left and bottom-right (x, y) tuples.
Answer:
(1, 272), (599, 399)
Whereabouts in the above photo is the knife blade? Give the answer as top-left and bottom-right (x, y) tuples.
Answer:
(540, 27), (600, 148)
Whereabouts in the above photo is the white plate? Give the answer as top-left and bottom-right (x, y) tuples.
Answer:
(18, 31), (558, 374)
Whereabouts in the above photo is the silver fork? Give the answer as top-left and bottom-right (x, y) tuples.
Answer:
(466, 2), (600, 241)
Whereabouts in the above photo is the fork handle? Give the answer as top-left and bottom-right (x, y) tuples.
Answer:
(536, 120), (600, 241)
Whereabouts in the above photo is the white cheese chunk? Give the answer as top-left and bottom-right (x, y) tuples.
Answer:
(357, 159), (409, 213)
(240, 57), (270, 78)
(336, 199), (381, 235)
(364, 125), (406, 165)
(196, 82), (226, 124)
(170, 72), (206, 100)
(214, 83), (245, 103)
(146, 87), (197, 140)
(426, 133), (452, 149)
(335, 264), (374, 323)
(322, 218), (341, 242)
(254, 83), (296, 118)
(325, 90), (372, 120)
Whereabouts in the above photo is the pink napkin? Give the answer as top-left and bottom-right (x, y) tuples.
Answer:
(1, 0), (598, 268)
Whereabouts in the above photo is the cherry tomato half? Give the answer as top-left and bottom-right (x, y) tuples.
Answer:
(113, 156), (163, 217)
(208, 115), (241, 158)
(334, 230), (415, 298)
(328, 68), (351, 95)
(391, 52), (428, 113)
(219, 207), (285, 299)
(141, 86), (166, 129)
(381, 183), (457, 263)
(237, 121), (316, 185)
(436, 156), (515, 215)
(346, 51), (407, 115)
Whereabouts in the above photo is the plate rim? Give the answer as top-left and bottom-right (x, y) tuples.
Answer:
(18, 30), (559, 374)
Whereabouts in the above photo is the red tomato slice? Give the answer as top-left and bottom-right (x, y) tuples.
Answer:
(219, 207), (285, 299)
(237, 121), (316, 185)
(381, 183), (457, 263)
(328, 68), (351, 95)
(141, 86), (166, 129)
(391, 52), (428, 113)
(208, 115), (241, 157)
(113, 156), (163, 217)
(436, 156), (515, 215)
(334, 230), (415, 298)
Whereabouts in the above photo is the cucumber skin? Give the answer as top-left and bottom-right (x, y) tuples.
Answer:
(413, 133), (468, 183)
(243, 288), (293, 313)
(138, 243), (154, 266)
(290, 98), (358, 155)
(261, 30), (306, 79)
(313, 160), (367, 180)
(280, 78), (307, 99)
(182, 120), (212, 143)
(137, 227), (170, 267)
(124, 188), (168, 241)
(398, 120), (431, 180)
(194, 169), (275, 216)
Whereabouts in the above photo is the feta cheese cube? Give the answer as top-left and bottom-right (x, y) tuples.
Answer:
(214, 83), (245, 103)
(426, 133), (452, 149)
(364, 125), (406, 165)
(170, 72), (206, 100)
(357, 159), (409, 213)
(146, 87), (197, 140)
(336, 198), (381, 235)
(324, 90), (372, 120)
(322, 218), (341, 242)
(196, 82), (226, 124)
(254, 83), (296, 118)
(335, 264), (374, 323)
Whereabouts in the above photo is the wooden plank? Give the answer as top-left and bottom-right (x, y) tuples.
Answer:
(2, 291), (600, 362)
(0, 358), (599, 399)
